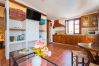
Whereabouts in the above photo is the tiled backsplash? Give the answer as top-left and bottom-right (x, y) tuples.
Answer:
(81, 27), (98, 35)
(56, 30), (65, 35)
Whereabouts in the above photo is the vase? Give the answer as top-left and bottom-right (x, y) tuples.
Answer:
(32, 55), (41, 66)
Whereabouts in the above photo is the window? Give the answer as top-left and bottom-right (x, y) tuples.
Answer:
(66, 21), (69, 34)
(74, 19), (80, 34)
(68, 20), (74, 34)
(66, 19), (80, 34)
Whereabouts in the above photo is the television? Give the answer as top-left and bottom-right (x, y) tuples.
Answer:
(26, 8), (34, 19)
(26, 8), (41, 21)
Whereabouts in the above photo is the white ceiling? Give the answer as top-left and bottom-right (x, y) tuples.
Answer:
(0, 0), (5, 4)
(16, 0), (99, 20)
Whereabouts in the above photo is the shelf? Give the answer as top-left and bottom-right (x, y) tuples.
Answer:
(9, 28), (26, 31)
(10, 16), (26, 21)
(10, 40), (25, 45)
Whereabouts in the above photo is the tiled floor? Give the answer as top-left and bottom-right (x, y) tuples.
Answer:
(0, 43), (82, 66)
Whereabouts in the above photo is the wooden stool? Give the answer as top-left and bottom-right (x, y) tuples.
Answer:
(71, 50), (88, 66)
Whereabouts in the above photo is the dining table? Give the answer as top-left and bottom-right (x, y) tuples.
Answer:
(78, 42), (99, 65)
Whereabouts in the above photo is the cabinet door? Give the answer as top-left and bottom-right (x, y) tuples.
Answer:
(53, 35), (56, 42)
(0, 18), (5, 41)
(72, 36), (79, 45)
(57, 35), (61, 43)
(81, 16), (90, 27)
(0, 18), (4, 32)
(65, 36), (71, 44)
(79, 36), (87, 43)
(0, 34), (4, 41)
(81, 13), (98, 27)
(89, 14), (98, 27)
(53, 35), (61, 43)
(0, 6), (4, 17)
(61, 36), (66, 44)
(87, 36), (98, 43)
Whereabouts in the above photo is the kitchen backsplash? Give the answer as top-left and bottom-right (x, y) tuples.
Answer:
(55, 30), (65, 35)
(81, 27), (98, 35)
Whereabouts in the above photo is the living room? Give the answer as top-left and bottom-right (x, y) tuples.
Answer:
(0, 0), (99, 66)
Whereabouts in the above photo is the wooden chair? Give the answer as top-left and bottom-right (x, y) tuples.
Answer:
(71, 50), (89, 66)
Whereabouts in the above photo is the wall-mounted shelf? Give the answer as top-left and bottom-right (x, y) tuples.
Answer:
(10, 40), (25, 45)
(10, 16), (25, 21)
(9, 28), (26, 31)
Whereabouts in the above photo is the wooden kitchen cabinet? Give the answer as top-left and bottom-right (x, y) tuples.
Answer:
(0, 17), (5, 41)
(81, 13), (98, 27)
(86, 36), (98, 43)
(60, 35), (66, 44)
(89, 13), (98, 27)
(72, 36), (79, 44)
(79, 36), (98, 43)
(53, 35), (61, 43)
(79, 36), (87, 43)
(0, 34), (4, 41)
(65, 35), (71, 44)
(0, 6), (5, 17)
(53, 35), (99, 45)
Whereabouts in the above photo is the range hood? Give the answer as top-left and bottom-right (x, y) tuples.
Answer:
(53, 20), (64, 28)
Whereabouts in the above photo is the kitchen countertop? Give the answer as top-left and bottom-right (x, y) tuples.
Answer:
(53, 34), (99, 36)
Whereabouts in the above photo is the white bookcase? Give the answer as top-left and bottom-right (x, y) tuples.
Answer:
(5, 0), (46, 59)
(9, 19), (26, 52)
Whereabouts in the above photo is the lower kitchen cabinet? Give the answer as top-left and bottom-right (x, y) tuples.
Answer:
(53, 35), (99, 45)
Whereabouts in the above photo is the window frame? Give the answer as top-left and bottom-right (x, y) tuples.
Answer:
(65, 18), (81, 34)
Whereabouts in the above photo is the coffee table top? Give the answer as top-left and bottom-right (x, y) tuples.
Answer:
(10, 50), (57, 66)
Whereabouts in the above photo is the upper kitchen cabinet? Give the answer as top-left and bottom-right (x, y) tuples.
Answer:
(0, 6), (5, 17)
(81, 13), (98, 27)
(89, 13), (98, 27)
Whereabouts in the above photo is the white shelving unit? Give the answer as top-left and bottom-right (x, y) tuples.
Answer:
(10, 40), (26, 45)
(5, 0), (46, 59)
(9, 19), (26, 52)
